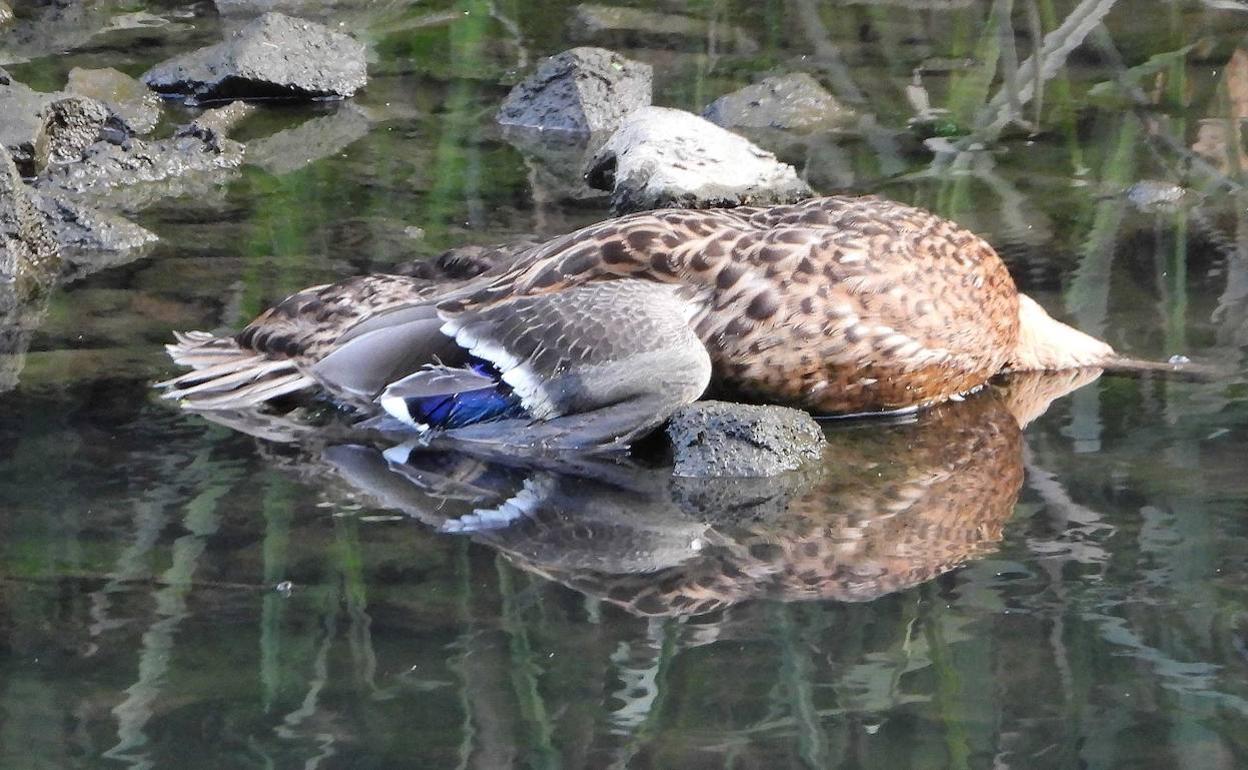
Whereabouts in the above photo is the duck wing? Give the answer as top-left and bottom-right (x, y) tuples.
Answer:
(374, 279), (714, 451)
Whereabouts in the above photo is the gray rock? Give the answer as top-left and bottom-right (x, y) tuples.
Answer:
(0, 144), (60, 308)
(586, 106), (813, 213)
(245, 102), (371, 175)
(0, 68), (59, 176)
(0, 2), (12, 28)
(32, 191), (157, 255)
(501, 126), (610, 203)
(0, 1), (191, 69)
(669, 470), (814, 523)
(569, 4), (758, 54)
(1127, 180), (1189, 212)
(667, 400), (825, 478)
(66, 67), (163, 135)
(497, 47), (651, 134)
(37, 103), (249, 207)
(37, 96), (116, 166)
(142, 12), (367, 102)
(703, 73), (853, 133)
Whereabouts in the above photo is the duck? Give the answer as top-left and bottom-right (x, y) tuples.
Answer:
(159, 195), (1125, 452)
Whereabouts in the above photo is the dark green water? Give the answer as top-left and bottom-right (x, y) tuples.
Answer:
(4, 0), (1248, 767)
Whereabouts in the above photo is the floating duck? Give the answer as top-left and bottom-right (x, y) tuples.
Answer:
(160, 195), (1127, 451)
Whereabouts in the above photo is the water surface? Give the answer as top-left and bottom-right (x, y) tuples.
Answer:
(3, 1), (1248, 767)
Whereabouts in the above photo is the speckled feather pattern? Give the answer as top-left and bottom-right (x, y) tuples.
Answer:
(170, 196), (1039, 417)
(440, 195), (1020, 413)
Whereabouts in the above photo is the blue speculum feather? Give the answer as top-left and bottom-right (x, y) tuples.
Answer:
(402, 358), (526, 429)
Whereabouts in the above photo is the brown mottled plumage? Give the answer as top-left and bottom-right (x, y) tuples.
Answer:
(160, 196), (1120, 447)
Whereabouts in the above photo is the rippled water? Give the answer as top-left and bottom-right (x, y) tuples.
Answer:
(3, 1), (1248, 767)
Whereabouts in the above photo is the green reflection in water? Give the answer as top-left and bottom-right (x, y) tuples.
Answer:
(2, 0), (1248, 768)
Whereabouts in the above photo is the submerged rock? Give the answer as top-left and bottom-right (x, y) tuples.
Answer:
(1126, 180), (1189, 212)
(497, 47), (651, 134)
(66, 67), (163, 135)
(586, 106), (812, 213)
(703, 73), (853, 133)
(142, 12), (367, 102)
(245, 102), (371, 175)
(569, 4), (757, 54)
(0, 145), (59, 306)
(502, 126), (610, 203)
(31, 191), (157, 255)
(667, 401), (825, 478)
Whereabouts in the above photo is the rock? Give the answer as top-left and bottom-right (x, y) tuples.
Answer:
(0, 144), (60, 316)
(142, 12), (367, 103)
(586, 107), (813, 213)
(703, 73), (853, 133)
(37, 96), (116, 166)
(666, 401), (825, 478)
(37, 102), (249, 207)
(669, 470), (814, 523)
(501, 126), (610, 203)
(0, 1), (192, 69)
(497, 47), (651, 134)
(0, 68), (60, 176)
(569, 4), (757, 54)
(1126, 180), (1189, 212)
(213, 0), (412, 28)
(66, 67), (162, 135)
(181, 99), (255, 141)
(245, 102), (371, 175)
(31, 191), (157, 255)
(0, 2), (12, 28)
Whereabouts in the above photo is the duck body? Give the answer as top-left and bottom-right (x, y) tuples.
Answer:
(160, 196), (1114, 450)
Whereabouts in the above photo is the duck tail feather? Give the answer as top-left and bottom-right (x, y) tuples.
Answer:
(157, 330), (316, 409)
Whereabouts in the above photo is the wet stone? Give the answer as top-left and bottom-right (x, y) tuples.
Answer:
(37, 96), (116, 166)
(703, 73), (854, 133)
(1127, 180), (1189, 212)
(245, 102), (371, 176)
(66, 67), (163, 136)
(142, 12), (368, 102)
(497, 47), (651, 134)
(0, 68), (60, 177)
(0, 1), (12, 28)
(667, 400), (826, 478)
(37, 103), (250, 209)
(586, 106), (813, 213)
(0, 145), (60, 311)
(31, 191), (157, 255)
(502, 126), (611, 203)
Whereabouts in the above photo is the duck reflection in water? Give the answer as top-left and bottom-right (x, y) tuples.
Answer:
(254, 369), (1101, 617)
